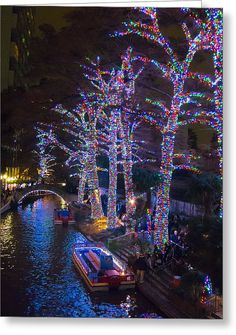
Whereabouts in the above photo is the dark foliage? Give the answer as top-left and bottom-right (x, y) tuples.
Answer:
(184, 216), (222, 292)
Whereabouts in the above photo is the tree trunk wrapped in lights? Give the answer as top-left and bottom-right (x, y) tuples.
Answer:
(82, 49), (149, 227)
(116, 8), (223, 246)
(119, 120), (135, 217)
(34, 127), (56, 182)
(181, 9), (223, 218)
(119, 47), (149, 217)
(77, 167), (87, 204)
(107, 109), (119, 227)
(210, 10), (223, 218)
(86, 130), (104, 220)
(123, 140), (135, 217)
(45, 101), (105, 220)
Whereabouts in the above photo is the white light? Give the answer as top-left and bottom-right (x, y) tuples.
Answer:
(129, 198), (135, 206)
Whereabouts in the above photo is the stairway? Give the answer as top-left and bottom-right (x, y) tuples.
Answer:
(113, 246), (196, 318)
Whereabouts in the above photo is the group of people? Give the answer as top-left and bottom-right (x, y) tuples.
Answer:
(127, 228), (189, 284)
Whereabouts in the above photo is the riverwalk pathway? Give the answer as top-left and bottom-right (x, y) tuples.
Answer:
(112, 244), (222, 319)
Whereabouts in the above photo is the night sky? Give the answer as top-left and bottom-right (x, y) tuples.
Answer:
(34, 6), (72, 33)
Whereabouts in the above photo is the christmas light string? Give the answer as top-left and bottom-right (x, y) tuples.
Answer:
(81, 47), (151, 226)
(116, 8), (223, 246)
(34, 127), (56, 182)
(34, 9), (222, 237)
(200, 275), (213, 304)
(49, 101), (105, 220)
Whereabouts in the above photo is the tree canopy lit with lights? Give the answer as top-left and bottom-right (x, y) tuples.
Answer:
(33, 8), (222, 247)
(115, 8), (223, 246)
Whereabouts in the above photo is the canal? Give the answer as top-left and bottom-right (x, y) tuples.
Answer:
(1, 195), (164, 318)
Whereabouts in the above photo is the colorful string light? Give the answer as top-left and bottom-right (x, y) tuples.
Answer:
(82, 47), (150, 226)
(49, 101), (105, 220)
(200, 275), (213, 304)
(116, 8), (223, 246)
(38, 48), (150, 226)
(34, 127), (56, 182)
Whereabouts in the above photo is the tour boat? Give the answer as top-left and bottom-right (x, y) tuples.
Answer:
(72, 242), (135, 291)
(54, 208), (76, 225)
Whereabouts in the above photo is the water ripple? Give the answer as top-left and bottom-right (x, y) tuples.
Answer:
(1, 196), (163, 318)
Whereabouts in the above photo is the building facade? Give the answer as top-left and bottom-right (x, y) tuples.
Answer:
(1, 6), (35, 91)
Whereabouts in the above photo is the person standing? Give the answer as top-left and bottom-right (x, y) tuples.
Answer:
(134, 253), (148, 284)
(146, 253), (153, 271)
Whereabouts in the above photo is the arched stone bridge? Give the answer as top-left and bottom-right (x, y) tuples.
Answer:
(16, 184), (77, 205)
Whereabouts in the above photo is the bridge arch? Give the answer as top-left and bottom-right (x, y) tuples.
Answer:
(17, 186), (67, 204)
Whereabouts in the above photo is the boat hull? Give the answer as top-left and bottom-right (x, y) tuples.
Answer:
(54, 208), (76, 225)
(54, 219), (76, 225)
(72, 244), (135, 291)
(72, 252), (109, 291)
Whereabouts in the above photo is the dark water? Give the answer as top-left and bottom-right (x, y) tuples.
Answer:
(1, 196), (164, 318)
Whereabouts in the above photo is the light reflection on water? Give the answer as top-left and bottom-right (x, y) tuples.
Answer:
(1, 196), (163, 318)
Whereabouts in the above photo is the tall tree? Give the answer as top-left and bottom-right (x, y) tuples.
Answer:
(116, 8), (223, 246)
(47, 99), (105, 220)
(34, 127), (56, 182)
(82, 48), (149, 227)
